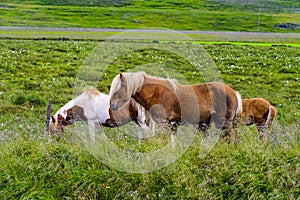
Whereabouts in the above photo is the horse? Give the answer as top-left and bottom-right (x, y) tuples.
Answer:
(49, 89), (154, 140)
(241, 98), (276, 141)
(109, 71), (242, 147)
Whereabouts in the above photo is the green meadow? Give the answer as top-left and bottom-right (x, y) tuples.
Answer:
(1, 0), (300, 199)
(0, 39), (299, 199)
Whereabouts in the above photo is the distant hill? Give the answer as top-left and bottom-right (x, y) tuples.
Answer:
(2, 0), (299, 12)
(0, 0), (299, 32)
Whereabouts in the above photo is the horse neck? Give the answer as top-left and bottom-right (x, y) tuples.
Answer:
(132, 77), (163, 110)
(54, 92), (95, 121)
(130, 100), (148, 125)
(54, 98), (76, 119)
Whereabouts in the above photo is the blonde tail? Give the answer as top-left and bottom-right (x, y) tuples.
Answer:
(235, 92), (243, 117)
(265, 105), (276, 128)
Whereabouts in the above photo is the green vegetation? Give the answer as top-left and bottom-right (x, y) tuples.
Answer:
(2, 0), (299, 11)
(0, 39), (299, 199)
(0, 0), (299, 32)
(1, 1), (299, 199)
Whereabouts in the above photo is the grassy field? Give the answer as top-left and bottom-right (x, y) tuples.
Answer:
(0, 0), (299, 199)
(0, 38), (299, 199)
(0, 0), (299, 32)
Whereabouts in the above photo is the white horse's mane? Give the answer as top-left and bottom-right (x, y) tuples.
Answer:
(109, 71), (179, 99)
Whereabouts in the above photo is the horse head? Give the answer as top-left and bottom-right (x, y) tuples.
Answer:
(49, 107), (81, 139)
(110, 73), (130, 110)
(109, 72), (146, 110)
(49, 114), (67, 139)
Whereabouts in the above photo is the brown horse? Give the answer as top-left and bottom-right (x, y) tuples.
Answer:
(109, 72), (242, 146)
(49, 89), (154, 140)
(241, 98), (276, 141)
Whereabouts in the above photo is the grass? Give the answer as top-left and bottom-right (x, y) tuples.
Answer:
(0, 38), (299, 199)
(0, 0), (299, 33)
(1, 1), (299, 198)
(1, 125), (299, 199)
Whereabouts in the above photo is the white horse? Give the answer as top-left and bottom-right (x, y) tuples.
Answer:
(49, 89), (155, 140)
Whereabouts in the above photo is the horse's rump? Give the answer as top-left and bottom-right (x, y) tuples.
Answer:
(242, 98), (275, 126)
(186, 82), (239, 127)
(241, 98), (276, 141)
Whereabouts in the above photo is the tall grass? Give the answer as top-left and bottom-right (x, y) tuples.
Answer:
(1, 121), (299, 199)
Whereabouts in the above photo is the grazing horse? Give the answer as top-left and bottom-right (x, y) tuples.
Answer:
(241, 98), (276, 141)
(109, 71), (242, 146)
(49, 89), (154, 140)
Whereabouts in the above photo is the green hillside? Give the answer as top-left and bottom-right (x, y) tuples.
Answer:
(0, 0), (299, 32)
(1, 0), (300, 11)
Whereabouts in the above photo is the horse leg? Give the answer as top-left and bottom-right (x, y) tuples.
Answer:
(169, 121), (179, 150)
(220, 122), (235, 142)
(220, 111), (237, 143)
(210, 114), (228, 142)
(88, 121), (96, 141)
(95, 122), (108, 140)
(157, 123), (169, 135)
(171, 128), (177, 150)
(256, 125), (268, 142)
(136, 125), (143, 145)
(198, 115), (212, 138)
(198, 123), (210, 138)
(148, 118), (156, 135)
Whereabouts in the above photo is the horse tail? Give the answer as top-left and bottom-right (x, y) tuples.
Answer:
(235, 92), (243, 117)
(265, 105), (276, 128)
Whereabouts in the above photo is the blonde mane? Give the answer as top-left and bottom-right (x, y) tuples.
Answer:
(146, 74), (179, 93)
(109, 71), (180, 99)
(109, 72), (146, 99)
(166, 78), (179, 93)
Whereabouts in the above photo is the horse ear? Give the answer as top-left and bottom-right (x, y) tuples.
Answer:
(51, 116), (55, 123)
(119, 73), (123, 79)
